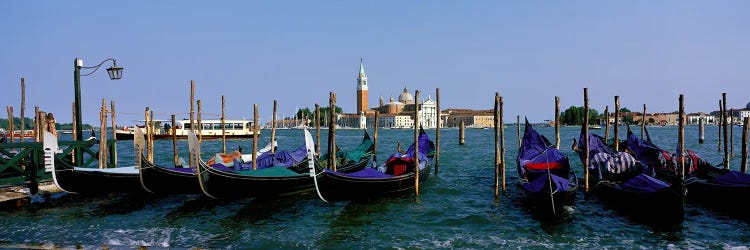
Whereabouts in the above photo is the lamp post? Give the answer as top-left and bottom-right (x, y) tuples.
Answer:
(73, 58), (123, 166)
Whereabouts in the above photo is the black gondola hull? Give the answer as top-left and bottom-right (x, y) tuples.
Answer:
(52, 160), (144, 194)
(314, 161), (433, 202)
(519, 172), (578, 219)
(139, 157), (202, 194)
(591, 181), (684, 224)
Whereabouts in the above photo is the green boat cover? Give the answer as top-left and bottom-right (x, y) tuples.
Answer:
(234, 166), (305, 177)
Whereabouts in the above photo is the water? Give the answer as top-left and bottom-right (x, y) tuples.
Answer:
(2, 126), (750, 248)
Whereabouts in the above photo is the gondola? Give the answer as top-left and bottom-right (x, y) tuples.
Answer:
(626, 127), (750, 211)
(517, 121), (577, 218)
(574, 128), (683, 223)
(139, 130), (276, 194)
(195, 130), (372, 199)
(49, 131), (144, 194)
(139, 130), (372, 195)
(310, 127), (435, 203)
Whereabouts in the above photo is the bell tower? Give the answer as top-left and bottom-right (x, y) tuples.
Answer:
(356, 58), (368, 114)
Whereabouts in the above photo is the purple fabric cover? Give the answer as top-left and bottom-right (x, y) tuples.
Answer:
(522, 172), (570, 193)
(627, 130), (664, 168)
(325, 168), (393, 179)
(619, 173), (669, 193)
(517, 122), (570, 176)
(229, 143), (307, 170)
(385, 131), (434, 164)
(713, 171), (750, 186)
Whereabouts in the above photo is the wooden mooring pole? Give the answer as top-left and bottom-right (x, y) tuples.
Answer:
(500, 95), (506, 194)
(555, 96), (560, 149)
(34, 106), (39, 142)
(723, 93), (729, 169)
(517, 115), (521, 149)
(6, 106), (13, 143)
(197, 100), (203, 142)
(742, 117), (749, 173)
(20, 78), (25, 143)
(221, 95), (226, 153)
(730, 108), (734, 159)
(145, 107), (150, 161)
(328, 92), (337, 171)
(99, 99), (108, 169)
(678, 95), (685, 183)
(604, 106), (610, 143)
(315, 103), (320, 156)
(252, 104), (259, 170)
(190, 81), (195, 167)
(414, 90), (420, 196)
(272, 100), (278, 153)
(699, 117), (705, 144)
(584, 88), (590, 192)
(374, 110), (379, 162)
(435, 88), (440, 174)
(459, 120), (465, 145)
(494, 93), (500, 196)
(149, 108), (155, 162)
(642, 104), (646, 140)
(172, 114), (178, 166)
(110, 101), (117, 167)
(614, 96), (620, 151)
(718, 100), (723, 152)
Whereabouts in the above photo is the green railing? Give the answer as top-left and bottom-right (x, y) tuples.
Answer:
(0, 139), (115, 187)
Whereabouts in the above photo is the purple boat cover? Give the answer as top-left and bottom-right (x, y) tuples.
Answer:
(517, 122), (572, 192)
(325, 168), (393, 179)
(385, 130), (434, 165)
(522, 172), (570, 193)
(713, 171), (750, 186)
(626, 130), (665, 168)
(619, 173), (669, 193)
(226, 143), (308, 170)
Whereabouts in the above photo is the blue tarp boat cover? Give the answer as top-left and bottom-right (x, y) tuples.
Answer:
(221, 143), (307, 170)
(618, 173), (669, 193)
(713, 171), (750, 186)
(522, 171), (570, 193)
(517, 122), (572, 192)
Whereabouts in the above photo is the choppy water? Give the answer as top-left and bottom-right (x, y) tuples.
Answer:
(2, 126), (750, 248)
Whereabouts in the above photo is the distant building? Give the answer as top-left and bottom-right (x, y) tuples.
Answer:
(337, 60), (439, 129)
(444, 109), (494, 128)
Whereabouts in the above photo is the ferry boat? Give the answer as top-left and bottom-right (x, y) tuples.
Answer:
(115, 119), (259, 140)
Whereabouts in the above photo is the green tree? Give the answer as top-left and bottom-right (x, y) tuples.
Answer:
(560, 106), (599, 125)
(620, 107), (631, 113)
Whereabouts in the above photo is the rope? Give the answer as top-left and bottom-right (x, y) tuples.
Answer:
(544, 147), (557, 217)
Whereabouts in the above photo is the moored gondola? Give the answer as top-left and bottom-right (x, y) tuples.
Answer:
(627, 127), (750, 212)
(574, 128), (683, 224)
(517, 121), (577, 219)
(49, 131), (144, 194)
(310, 127), (434, 203)
(194, 130), (371, 199)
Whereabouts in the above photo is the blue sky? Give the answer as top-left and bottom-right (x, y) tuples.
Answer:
(1, 1), (748, 125)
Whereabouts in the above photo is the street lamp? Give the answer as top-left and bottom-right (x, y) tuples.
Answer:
(73, 58), (124, 166)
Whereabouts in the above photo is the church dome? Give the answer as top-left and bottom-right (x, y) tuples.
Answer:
(746, 101), (750, 110)
(398, 87), (414, 104)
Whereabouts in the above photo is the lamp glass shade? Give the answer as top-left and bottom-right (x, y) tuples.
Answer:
(106, 66), (123, 80)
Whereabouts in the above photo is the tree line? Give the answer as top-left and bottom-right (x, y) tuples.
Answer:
(1, 117), (92, 131)
(559, 106), (638, 125)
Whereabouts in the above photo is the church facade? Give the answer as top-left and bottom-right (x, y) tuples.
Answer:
(337, 60), (439, 129)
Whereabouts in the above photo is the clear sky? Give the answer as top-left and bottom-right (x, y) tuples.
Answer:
(1, 1), (748, 125)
